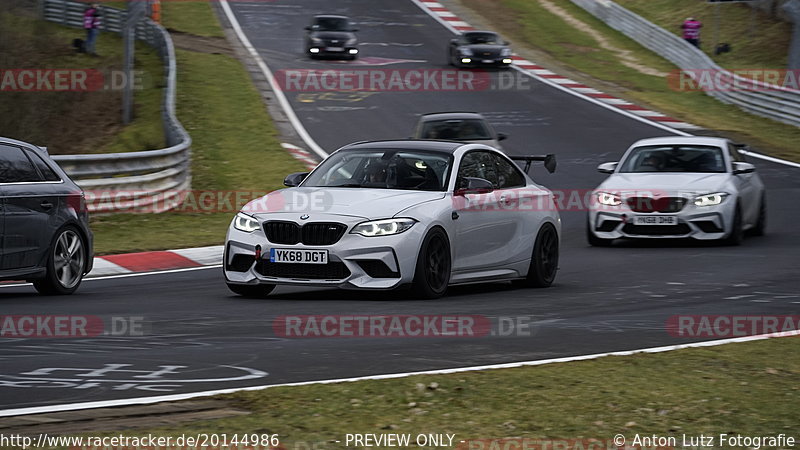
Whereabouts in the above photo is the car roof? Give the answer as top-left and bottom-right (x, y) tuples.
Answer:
(631, 136), (731, 148)
(419, 112), (486, 121)
(339, 139), (467, 154)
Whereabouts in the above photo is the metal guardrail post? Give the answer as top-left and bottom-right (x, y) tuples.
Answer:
(785, 0), (800, 69)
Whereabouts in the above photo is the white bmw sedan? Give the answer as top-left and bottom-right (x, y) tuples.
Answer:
(224, 140), (561, 298)
(588, 136), (766, 246)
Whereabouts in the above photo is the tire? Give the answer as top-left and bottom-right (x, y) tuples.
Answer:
(750, 195), (767, 237)
(515, 223), (559, 288)
(723, 204), (744, 246)
(227, 283), (276, 298)
(586, 219), (613, 247)
(33, 226), (87, 295)
(411, 228), (451, 299)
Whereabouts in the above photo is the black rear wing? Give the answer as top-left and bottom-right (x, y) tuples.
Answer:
(510, 154), (557, 174)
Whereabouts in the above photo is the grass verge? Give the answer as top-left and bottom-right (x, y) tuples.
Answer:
(0, 4), (164, 154)
(90, 3), (304, 255)
(460, 0), (800, 162)
(52, 337), (799, 447)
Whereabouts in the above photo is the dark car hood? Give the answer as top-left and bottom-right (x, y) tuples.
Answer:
(463, 44), (507, 52)
(310, 31), (355, 41)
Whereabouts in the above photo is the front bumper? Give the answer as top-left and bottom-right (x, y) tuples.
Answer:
(588, 197), (735, 240)
(458, 57), (512, 67)
(308, 46), (359, 58)
(224, 214), (425, 290)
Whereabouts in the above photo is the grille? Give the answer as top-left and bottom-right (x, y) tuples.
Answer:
(227, 254), (254, 272)
(694, 221), (724, 233)
(622, 223), (691, 236)
(264, 222), (347, 246)
(356, 260), (400, 278)
(264, 221), (300, 245)
(302, 223), (347, 245)
(256, 261), (351, 280)
(626, 197), (686, 213)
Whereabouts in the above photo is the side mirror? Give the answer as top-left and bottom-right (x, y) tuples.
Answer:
(497, 132), (508, 141)
(597, 162), (618, 174)
(304, 25), (311, 31)
(284, 172), (309, 187)
(732, 162), (755, 174)
(350, 27), (359, 32)
(454, 177), (494, 196)
(450, 38), (458, 44)
(504, 40), (511, 46)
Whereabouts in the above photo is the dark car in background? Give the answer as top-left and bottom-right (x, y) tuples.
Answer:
(305, 15), (359, 60)
(413, 112), (508, 150)
(0, 137), (93, 295)
(448, 31), (513, 68)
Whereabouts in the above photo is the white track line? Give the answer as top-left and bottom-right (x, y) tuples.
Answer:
(219, 0), (328, 160)
(1, 330), (797, 418)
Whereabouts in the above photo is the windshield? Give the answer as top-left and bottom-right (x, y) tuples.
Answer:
(463, 32), (501, 45)
(618, 145), (726, 173)
(313, 17), (350, 31)
(302, 149), (453, 191)
(419, 119), (492, 140)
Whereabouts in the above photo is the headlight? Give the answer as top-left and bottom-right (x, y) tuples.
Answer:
(233, 212), (260, 233)
(346, 37), (357, 46)
(596, 192), (621, 206)
(351, 218), (416, 237)
(459, 47), (473, 56)
(501, 48), (512, 56)
(311, 37), (323, 44)
(694, 192), (728, 207)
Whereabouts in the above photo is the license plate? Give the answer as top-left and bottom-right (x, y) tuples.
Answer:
(634, 215), (677, 225)
(270, 248), (328, 264)
(326, 47), (344, 52)
(482, 59), (495, 63)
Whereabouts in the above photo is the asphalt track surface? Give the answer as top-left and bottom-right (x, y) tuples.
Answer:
(0, 0), (798, 413)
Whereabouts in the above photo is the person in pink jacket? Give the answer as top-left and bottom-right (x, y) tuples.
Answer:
(681, 17), (703, 48)
(83, 3), (101, 55)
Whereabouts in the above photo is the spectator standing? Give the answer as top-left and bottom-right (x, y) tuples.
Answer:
(681, 17), (703, 48)
(83, 3), (101, 56)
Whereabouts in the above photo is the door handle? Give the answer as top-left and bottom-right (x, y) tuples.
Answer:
(40, 201), (54, 210)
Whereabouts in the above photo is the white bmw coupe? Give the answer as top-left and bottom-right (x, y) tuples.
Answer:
(588, 136), (766, 246)
(224, 140), (560, 298)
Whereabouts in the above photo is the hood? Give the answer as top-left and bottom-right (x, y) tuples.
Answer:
(464, 44), (506, 54)
(244, 187), (445, 220)
(310, 31), (355, 41)
(598, 173), (730, 195)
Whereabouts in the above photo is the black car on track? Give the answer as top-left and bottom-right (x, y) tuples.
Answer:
(448, 31), (513, 68)
(0, 136), (93, 295)
(305, 15), (359, 60)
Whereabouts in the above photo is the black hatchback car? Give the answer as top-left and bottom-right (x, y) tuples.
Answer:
(305, 15), (359, 60)
(0, 137), (93, 295)
(448, 31), (513, 68)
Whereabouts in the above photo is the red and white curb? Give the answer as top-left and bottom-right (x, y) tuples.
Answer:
(281, 142), (319, 171)
(89, 245), (223, 277)
(415, 0), (700, 131)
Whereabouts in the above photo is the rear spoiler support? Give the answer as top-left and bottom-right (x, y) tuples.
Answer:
(510, 154), (557, 174)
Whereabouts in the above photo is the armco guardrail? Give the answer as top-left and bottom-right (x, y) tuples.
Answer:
(571, 0), (800, 128)
(41, 0), (191, 212)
